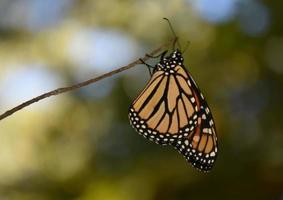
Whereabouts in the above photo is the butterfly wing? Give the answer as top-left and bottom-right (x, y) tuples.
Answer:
(174, 66), (218, 172)
(129, 49), (218, 172)
(129, 65), (198, 145)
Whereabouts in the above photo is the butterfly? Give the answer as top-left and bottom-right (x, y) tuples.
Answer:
(128, 49), (218, 172)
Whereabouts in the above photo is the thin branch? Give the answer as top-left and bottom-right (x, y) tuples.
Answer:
(0, 38), (176, 121)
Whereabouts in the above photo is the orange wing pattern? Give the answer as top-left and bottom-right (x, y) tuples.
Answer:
(129, 49), (218, 172)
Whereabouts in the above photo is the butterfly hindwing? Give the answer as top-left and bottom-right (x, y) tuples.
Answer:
(174, 101), (218, 171)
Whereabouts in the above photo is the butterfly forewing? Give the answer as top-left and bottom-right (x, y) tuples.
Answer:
(129, 49), (218, 172)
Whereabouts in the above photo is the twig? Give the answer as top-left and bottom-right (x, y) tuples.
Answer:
(0, 38), (176, 121)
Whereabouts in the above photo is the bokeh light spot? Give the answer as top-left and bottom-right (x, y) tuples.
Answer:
(0, 63), (63, 111)
(192, 0), (238, 23)
(237, 0), (270, 36)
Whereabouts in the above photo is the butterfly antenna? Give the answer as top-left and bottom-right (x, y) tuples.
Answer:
(163, 18), (182, 50)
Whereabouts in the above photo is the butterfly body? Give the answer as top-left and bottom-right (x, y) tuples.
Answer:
(129, 49), (218, 172)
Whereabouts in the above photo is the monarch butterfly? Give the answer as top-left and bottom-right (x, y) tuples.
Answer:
(129, 20), (218, 172)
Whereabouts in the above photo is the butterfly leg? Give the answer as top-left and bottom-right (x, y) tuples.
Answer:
(172, 38), (178, 51)
(139, 58), (154, 76)
(146, 50), (168, 60)
(181, 41), (191, 53)
(145, 51), (166, 59)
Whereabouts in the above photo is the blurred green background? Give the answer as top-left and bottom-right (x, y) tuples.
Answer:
(0, 0), (282, 199)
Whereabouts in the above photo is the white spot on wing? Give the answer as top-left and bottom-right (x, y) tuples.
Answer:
(187, 80), (191, 86)
(184, 140), (189, 146)
(210, 152), (216, 157)
(205, 107), (210, 114)
(203, 128), (209, 133)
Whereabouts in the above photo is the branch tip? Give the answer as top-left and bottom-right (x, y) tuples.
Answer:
(0, 38), (175, 121)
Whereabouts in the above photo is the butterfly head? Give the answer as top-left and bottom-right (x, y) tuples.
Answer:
(169, 49), (183, 63)
(156, 49), (184, 72)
